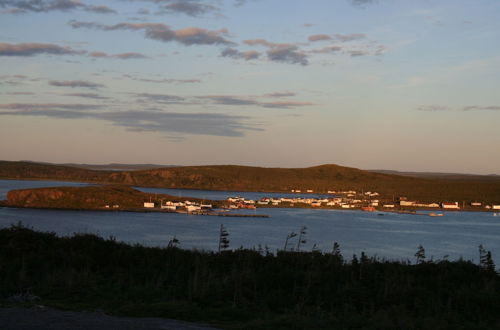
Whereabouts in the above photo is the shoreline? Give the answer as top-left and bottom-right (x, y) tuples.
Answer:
(1, 201), (497, 215)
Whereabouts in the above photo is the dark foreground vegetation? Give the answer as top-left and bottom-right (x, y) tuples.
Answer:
(1, 226), (499, 329)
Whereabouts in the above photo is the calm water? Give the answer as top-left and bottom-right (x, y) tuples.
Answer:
(1, 180), (499, 265)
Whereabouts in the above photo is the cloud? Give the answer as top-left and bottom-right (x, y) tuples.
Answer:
(200, 95), (315, 108)
(134, 92), (186, 104)
(0, 103), (102, 111)
(463, 106), (500, 111)
(267, 45), (308, 65)
(263, 92), (296, 98)
(243, 39), (275, 47)
(309, 46), (342, 54)
(6, 91), (35, 95)
(113, 52), (148, 59)
(335, 33), (366, 42)
(347, 50), (369, 57)
(0, 0), (116, 14)
(49, 80), (104, 89)
(349, 0), (375, 6)
(0, 106), (260, 137)
(308, 34), (332, 42)
(418, 105), (500, 112)
(417, 105), (450, 112)
(62, 93), (110, 100)
(88, 51), (148, 59)
(260, 101), (316, 109)
(85, 5), (116, 14)
(68, 20), (235, 46)
(220, 47), (260, 60)
(123, 74), (201, 84)
(159, 1), (217, 17)
(0, 42), (82, 56)
(243, 39), (308, 65)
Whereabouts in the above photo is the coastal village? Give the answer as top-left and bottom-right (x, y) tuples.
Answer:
(142, 188), (500, 215)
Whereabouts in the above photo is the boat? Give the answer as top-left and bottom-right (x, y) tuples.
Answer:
(429, 213), (444, 217)
(361, 206), (376, 212)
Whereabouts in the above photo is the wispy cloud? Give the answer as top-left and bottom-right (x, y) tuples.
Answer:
(463, 106), (500, 111)
(348, 0), (375, 7)
(123, 74), (201, 84)
(134, 93), (186, 104)
(0, 0), (116, 14)
(335, 33), (366, 42)
(0, 105), (260, 137)
(263, 92), (296, 98)
(267, 45), (308, 65)
(418, 105), (500, 112)
(200, 95), (315, 109)
(417, 105), (450, 112)
(220, 47), (260, 60)
(158, 0), (218, 17)
(89, 51), (148, 59)
(49, 80), (104, 89)
(0, 103), (102, 111)
(5, 91), (35, 95)
(68, 20), (235, 46)
(308, 34), (332, 42)
(243, 39), (308, 65)
(0, 42), (82, 56)
(62, 93), (110, 100)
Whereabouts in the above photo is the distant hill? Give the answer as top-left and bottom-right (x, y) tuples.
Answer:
(1, 161), (500, 203)
(19, 160), (177, 171)
(370, 169), (500, 181)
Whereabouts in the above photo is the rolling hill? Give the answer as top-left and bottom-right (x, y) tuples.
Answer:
(1, 161), (499, 203)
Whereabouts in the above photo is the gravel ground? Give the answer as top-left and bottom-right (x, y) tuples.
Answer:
(0, 306), (222, 330)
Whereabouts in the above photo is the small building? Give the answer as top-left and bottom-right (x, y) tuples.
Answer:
(400, 201), (416, 206)
(307, 189), (314, 193)
(471, 202), (482, 207)
(442, 202), (459, 209)
(186, 205), (202, 213)
(144, 202), (155, 208)
(383, 204), (395, 208)
(493, 205), (500, 210)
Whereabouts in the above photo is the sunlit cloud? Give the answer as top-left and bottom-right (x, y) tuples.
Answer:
(68, 20), (235, 46)
(0, 42), (83, 56)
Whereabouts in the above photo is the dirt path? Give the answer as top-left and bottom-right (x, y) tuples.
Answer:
(0, 306), (222, 330)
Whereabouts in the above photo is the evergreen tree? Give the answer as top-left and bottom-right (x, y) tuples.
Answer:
(415, 245), (426, 264)
(332, 242), (343, 261)
(218, 224), (230, 253)
(296, 225), (307, 252)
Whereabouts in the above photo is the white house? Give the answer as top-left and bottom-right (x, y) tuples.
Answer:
(144, 202), (155, 208)
(186, 205), (202, 212)
(493, 205), (500, 210)
(442, 202), (459, 209)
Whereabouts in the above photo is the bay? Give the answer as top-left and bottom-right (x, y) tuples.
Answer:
(0, 179), (499, 265)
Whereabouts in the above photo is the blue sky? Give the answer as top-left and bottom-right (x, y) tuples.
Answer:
(1, 0), (499, 174)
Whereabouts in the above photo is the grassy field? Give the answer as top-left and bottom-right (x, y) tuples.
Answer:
(1, 225), (499, 329)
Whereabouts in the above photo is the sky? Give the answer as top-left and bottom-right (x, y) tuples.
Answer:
(1, 0), (499, 174)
